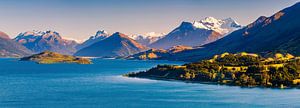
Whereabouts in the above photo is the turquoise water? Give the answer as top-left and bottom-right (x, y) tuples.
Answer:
(0, 58), (300, 108)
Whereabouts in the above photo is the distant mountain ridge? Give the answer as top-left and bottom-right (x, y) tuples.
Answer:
(0, 31), (32, 57)
(14, 30), (78, 55)
(193, 17), (241, 34)
(165, 2), (300, 62)
(0, 31), (10, 39)
(129, 32), (166, 46)
(75, 32), (147, 57)
(149, 17), (242, 49)
(127, 45), (192, 60)
(76, 30), (110, 50)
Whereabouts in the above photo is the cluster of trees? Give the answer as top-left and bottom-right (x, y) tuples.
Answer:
(185, 54), (300, 87)
(126, 53), (300, 88)
(215, 54), (261, 66)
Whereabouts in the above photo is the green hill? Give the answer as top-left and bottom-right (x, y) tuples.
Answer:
(21, 51), (92, 64)
(125, 52), (300, 88)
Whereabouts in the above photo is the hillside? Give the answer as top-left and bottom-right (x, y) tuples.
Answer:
(20, 51), (91, 64)
(166, 2), (300, 62)
(127, 45), (192, 60)
(0, 31), (32, 57)
(149, 17), (241, 49)
(14, 30), (78, 55)
(76, 30), (110, 50)
(125, 52), (300, 88)
(74, 32), (148, 57)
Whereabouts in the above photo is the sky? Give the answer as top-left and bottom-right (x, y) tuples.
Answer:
(0, 0), (299, 42)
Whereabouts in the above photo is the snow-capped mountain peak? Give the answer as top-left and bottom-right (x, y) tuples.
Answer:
(192, 21), (209, 30)
(90, 30), (109, 40)
(96, 30), (108, 36)
(149, 17), (242, 49)
(14, 30), (78, 54)
(144, 32), (166, 38)
(201, 16), (221, 24)
(222, 18), (242, 28)
(76, 30), (111, 50)
(129, 32), (166, 46)
(15, 30), (64, 42)
(20, 30), (44, 37)
(192, 17), (242, 34)
(130, 32), (166, 39)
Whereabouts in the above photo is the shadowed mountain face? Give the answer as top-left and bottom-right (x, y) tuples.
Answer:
(76, 30), (110, 50)
(0, 31), (32, 57)
(166, 2), (300, 62)
(149, 17), (241, 49)
(74, 32), (148, 57)
(14, 31), (78, 55)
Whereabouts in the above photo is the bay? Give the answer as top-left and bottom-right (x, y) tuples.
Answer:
(0, 58), (299, 108)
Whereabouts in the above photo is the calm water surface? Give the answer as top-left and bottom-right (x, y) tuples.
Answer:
(0, 58), (299, 108)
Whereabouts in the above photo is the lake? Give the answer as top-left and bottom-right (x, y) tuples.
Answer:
(0, 58), (299, 108)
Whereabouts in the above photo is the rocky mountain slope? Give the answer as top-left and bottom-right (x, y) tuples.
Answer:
(149, 17), (241, 49)
(14, 30), (78, 55)
(0, 31), (32, 57)
(76, 30), (110, 50)
(166, 2), (300, 62)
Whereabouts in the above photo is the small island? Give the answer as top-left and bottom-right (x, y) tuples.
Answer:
(125, 52), (300, 88)
(20, 51), (92, 64)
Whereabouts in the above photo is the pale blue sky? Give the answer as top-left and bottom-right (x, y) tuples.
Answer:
(0, 0), (299, 41)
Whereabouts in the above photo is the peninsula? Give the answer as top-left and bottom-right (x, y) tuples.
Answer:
(125, 52), (300, 88)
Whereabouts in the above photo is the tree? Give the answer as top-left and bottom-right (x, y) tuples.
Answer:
(246, 66), (261, 74)
(260, 72), (270, 86)
(238, 74), (249, 86)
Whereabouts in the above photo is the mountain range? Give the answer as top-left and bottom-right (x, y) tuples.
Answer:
(74, 32), (148, 57)
(0, 2), (299, 60)
(0, 17), (242, 58)
(14, 30), (78, 55)
(164, 2), (300, 62)
(149, 17), (241, 49)
(129, 32), (166, 46)
(0, 31), (32, 57)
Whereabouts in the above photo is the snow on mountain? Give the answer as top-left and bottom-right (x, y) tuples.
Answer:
(166, 2), (300, 61)
(76, 30), (110, 50)
(14, 30), (78, 55)
(75, 32), (148, 57)
(129, 32), (166, 46)
(149, 17), (242, 49)
(192, 17), (242, 34)
(89, 30), (110, 40)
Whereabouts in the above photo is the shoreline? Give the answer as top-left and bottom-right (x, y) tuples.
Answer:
(123, 75), (300, 89)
